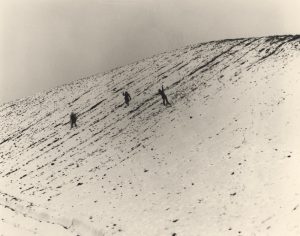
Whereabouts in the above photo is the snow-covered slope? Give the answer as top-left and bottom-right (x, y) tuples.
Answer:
(1, 35), (300, 236)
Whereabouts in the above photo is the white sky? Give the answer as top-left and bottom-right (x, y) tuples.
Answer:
(0, 0), (300, 103)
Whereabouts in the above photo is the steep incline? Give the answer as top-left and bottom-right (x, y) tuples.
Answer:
(1, 35), (300, 236)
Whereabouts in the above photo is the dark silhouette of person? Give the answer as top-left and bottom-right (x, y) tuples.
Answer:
(123, 91), (131, 106)
(70, 112), (77, 129)
(158, 85), (171, 106)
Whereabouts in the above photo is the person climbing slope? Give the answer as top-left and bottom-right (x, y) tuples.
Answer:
(70, 112), (77, 129)
(158, 85), (171, 106)
(123, 91), (131, 106)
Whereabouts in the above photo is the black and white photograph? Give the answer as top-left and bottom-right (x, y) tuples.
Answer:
(0, 0), (300, 235)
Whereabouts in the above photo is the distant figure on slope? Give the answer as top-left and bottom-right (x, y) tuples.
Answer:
(70, 112), (77, 129)
(123, 91), (131, 106)
(158, 85), (171, 106)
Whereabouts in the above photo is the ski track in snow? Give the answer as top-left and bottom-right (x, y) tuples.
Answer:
(1, 35), (300, 235)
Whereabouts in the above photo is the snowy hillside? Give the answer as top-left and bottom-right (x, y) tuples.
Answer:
(1, 35), (300, 236)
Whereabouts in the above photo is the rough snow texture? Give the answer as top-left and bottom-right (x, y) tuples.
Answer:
(1, 35), (300, 236)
